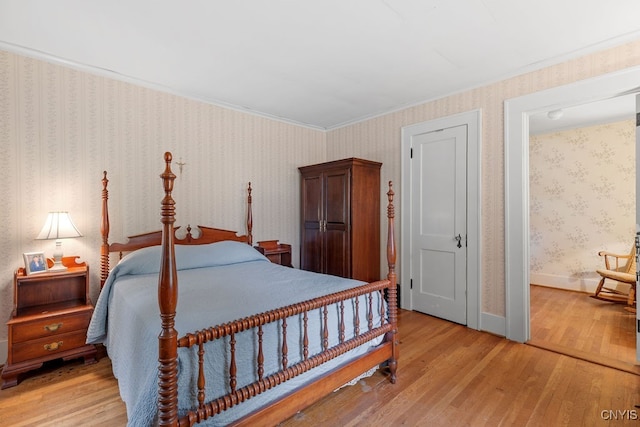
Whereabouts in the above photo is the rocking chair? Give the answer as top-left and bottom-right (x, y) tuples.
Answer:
(591, 244), (637, 313)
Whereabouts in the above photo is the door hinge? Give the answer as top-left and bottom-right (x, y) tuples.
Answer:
(410, 147), (413, 158)
(637, 319), (640, 334)
(410, 279), (413, 289)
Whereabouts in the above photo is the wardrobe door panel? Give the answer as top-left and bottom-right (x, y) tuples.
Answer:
(325, 229), (349, 278)
(300, 175), (322, 273)
(324, 170), (349, 228)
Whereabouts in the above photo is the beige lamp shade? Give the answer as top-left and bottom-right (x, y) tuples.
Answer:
(36, 212), (83, 240)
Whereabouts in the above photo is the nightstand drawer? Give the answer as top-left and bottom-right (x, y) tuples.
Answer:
(11, 330), (89, 363)
(10, 308), (92, 343)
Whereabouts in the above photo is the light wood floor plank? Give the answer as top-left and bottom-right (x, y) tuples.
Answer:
(1, 292), (638, 426)
(529, 284), (638, 375)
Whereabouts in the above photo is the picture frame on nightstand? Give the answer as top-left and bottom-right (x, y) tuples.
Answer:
(23, 251), (48, 275)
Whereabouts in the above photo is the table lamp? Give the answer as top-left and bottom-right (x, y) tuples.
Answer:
(36, 211), (83, 271)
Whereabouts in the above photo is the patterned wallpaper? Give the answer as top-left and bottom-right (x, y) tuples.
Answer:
(529, 121), (635, 292)
(3, 38), (640, 360)
(0, 50), (326, 357)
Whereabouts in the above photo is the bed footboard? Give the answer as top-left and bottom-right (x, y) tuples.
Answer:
(177, 279), (395, 426)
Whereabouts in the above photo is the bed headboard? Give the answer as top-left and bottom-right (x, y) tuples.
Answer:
(100, 154), (253, 288)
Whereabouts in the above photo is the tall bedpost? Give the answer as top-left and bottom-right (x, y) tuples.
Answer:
(247, 182), (253, 246)
(158, 152), (179, 426)
(385, 181), (398, 383)
(100, 171), (110, 289)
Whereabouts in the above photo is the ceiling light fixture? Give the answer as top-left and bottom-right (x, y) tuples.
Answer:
(547, 109), (564, 120)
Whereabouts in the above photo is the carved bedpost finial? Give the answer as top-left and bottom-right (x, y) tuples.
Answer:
(386, 180), (396, 278)
(186, 224), (193, 243)
(162, 152), (176, 199)
(158, 151), (179, 425)
(247, 182), (253, 246)
(100, 171), (110, 289)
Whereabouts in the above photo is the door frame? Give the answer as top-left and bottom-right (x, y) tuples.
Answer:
(504, 65), (640, 343)
(401, 109), (482, 330)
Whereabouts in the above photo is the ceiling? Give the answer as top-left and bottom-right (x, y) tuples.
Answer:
(2, 1), (640, 130)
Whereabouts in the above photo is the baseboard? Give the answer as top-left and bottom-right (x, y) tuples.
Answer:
(481, 312), (505, 337)
(530, 273), (600, 294)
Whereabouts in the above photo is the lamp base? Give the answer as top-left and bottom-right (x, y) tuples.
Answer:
(49, 261), (68, 272)
(49, 241), (67, 271)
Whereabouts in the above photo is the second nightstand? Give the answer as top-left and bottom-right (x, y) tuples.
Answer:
(255, 240), (293, 268)
(1, 256), (97, 389)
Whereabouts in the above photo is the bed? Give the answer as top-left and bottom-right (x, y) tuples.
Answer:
(87, 152), (398, 426)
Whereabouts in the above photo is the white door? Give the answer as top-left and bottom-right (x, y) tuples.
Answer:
(410, 125), (467, 324)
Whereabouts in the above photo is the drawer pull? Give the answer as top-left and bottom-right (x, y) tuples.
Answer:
(44, 341), (63, 351)
(44, 322), (62, 332)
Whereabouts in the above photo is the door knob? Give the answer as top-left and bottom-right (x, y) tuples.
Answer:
(455, 234), (462, 248)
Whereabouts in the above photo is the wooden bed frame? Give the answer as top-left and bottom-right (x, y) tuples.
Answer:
(100, 152), (398, 426)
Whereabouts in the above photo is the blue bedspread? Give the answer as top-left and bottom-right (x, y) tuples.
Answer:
(87, 241), (385, 426)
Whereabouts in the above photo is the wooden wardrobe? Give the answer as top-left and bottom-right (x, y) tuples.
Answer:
(299, 158), (382, 282)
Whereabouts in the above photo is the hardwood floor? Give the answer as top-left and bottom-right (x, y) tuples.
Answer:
(529, 284), (638, 374)
(1, 308), (638, 426)
(0, 357), (127, 427)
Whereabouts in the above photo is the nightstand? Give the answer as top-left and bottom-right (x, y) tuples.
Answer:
(1, 256), (97, 389)
(255, 240), (293, 267)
